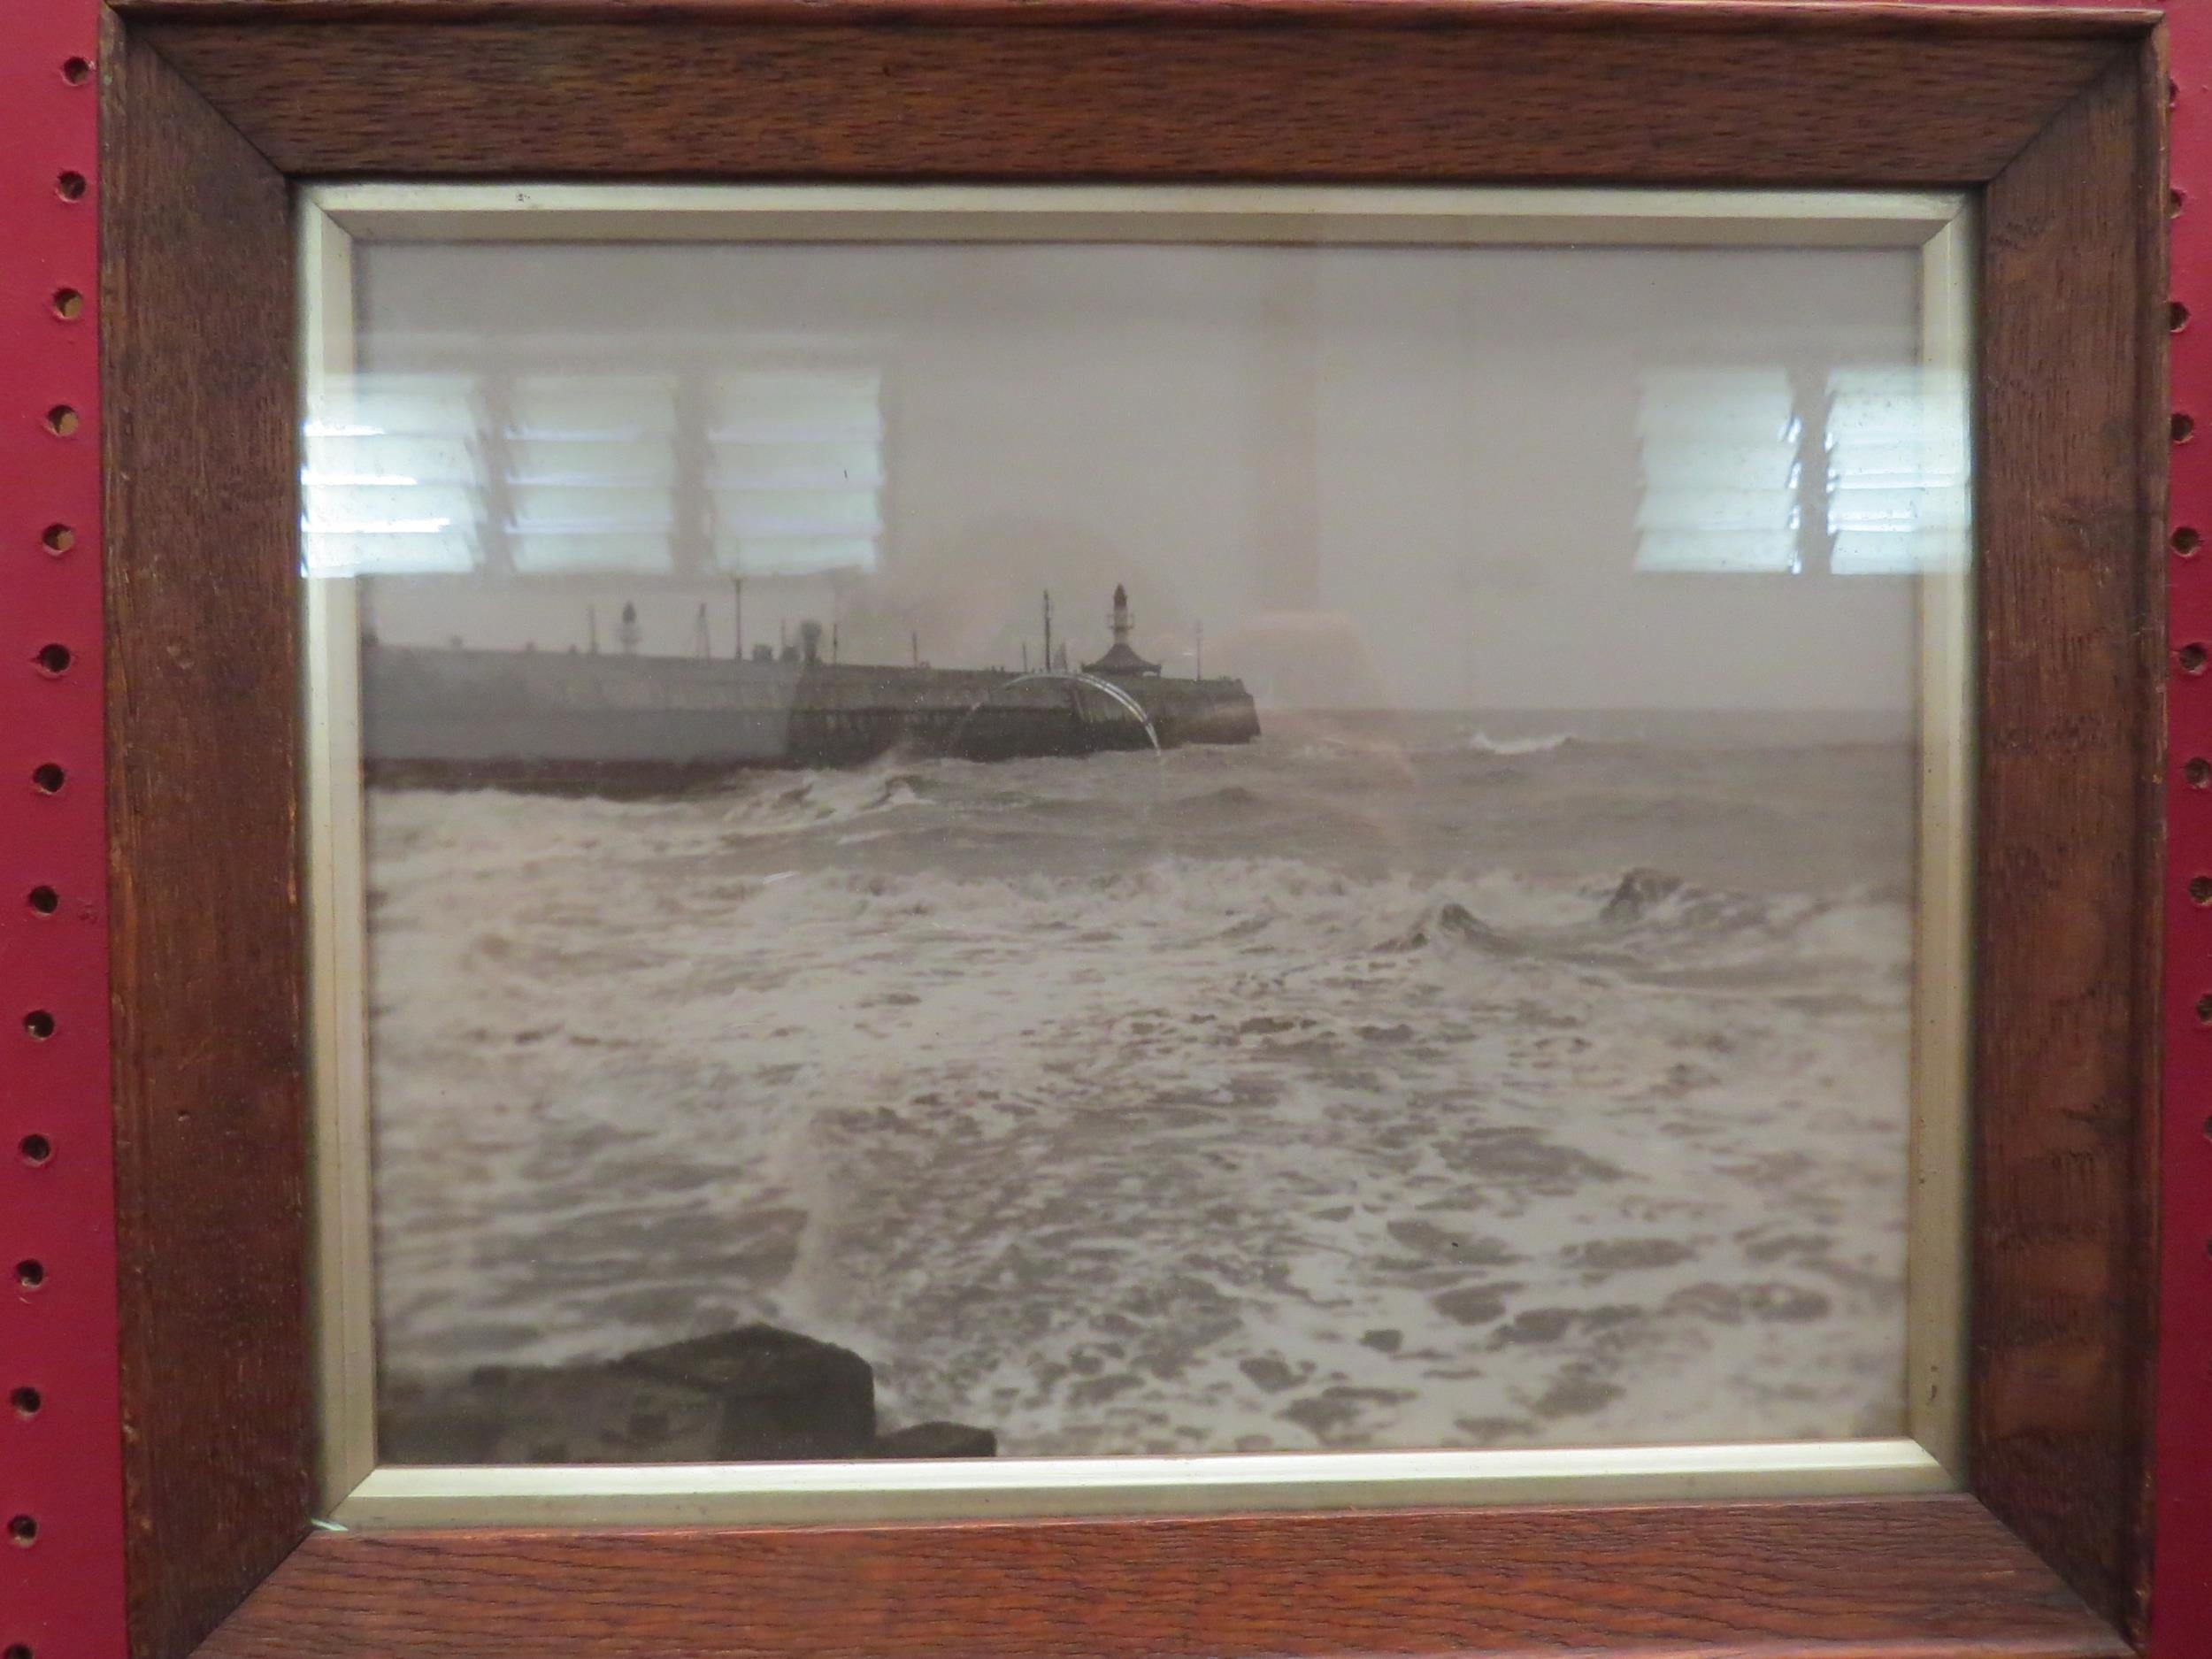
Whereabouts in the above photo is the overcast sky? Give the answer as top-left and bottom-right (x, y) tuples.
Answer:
(348, 235), (1938, 717)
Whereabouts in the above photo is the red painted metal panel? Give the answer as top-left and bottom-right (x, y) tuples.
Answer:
(0, 2), (2203, 1655)
(0, 2), (127, 1658)
(2159, 0), (2212, 1650)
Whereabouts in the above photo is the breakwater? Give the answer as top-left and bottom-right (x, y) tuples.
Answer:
(364, 645), (1261, 788)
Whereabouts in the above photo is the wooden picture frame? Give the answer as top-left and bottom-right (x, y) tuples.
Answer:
(0, 1), (2192, 1656)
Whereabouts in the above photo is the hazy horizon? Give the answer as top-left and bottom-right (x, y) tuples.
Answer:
(336, 238), (1955, 724)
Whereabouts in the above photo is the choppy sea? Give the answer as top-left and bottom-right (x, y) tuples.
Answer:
(366, 709), (1917, 1455)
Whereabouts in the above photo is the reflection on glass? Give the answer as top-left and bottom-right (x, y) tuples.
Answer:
(326, 239), (1959, 1465)
(1826, 367), (1970, 575)
(503, 374), (679, 573)
(1630, 365), (1967, 578)
(710, 367), (886, 577)
(1633, 368), (1803, 574)
(305, 365), (888, 582)
(303, 373), (483, 575)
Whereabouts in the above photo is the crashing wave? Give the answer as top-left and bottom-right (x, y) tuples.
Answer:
(1379, 898), (1527, 956)
(1600, 867), (1686, 924)
(717, 769), (932, 837)
(1464, 730), (1574, 757)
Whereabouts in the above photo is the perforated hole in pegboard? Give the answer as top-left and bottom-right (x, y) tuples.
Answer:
(2159, 17), (2212, 1656)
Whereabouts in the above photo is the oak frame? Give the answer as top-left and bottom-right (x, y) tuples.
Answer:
(89, 4), (2168, 1658)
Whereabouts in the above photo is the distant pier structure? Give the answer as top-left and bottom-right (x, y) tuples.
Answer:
(365, 584), (1260, 790)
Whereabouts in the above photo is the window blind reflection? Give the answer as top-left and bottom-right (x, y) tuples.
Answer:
(505, 374), (680, 574)
(302, 363), (889, 580)
(1825, 367), (1969, 575)
(708, 368), (885, 578)
(1632, 364), (1964, 577)
(302, 373), (485, 575)
(1632, 368), (1803, 574)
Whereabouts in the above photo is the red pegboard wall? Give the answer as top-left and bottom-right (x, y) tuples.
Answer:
(2161, 0), (2212, 1651)
(0, 0), (127, 1656)
(0, 3), (2205, 1657)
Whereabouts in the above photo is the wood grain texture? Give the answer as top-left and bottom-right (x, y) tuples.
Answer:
(92, 4), (2169, 1654)
(1973, 49), (2168, 1648)
(2130, 35), (2171, 1647)
(195, 1497), (2128, 1659)
(100, 19), (313, 1659)
(102, 0), (2163, 32)
(135, 15), (2128, 184)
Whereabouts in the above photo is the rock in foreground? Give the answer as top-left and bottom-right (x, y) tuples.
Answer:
(380, 1324), (997, 1465)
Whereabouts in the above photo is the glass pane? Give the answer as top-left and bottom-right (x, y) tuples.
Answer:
(318, 222), (1967, 1468)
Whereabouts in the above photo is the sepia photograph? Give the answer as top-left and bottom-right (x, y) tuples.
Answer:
(306, 227), (1966, 1465)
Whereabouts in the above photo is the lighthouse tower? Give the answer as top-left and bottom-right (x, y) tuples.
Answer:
(1082, 584), (1161, 679)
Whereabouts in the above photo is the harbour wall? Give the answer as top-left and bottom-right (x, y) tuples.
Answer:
(362, 646), (1259, 783)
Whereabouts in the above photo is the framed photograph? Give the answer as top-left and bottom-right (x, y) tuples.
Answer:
(3, 1), (2201, 1656)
